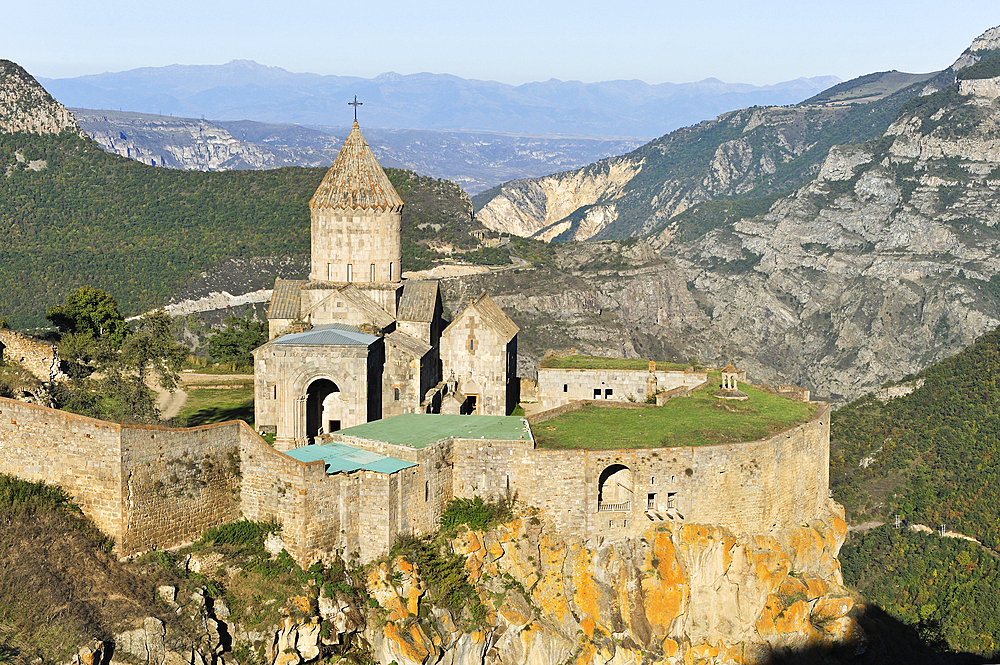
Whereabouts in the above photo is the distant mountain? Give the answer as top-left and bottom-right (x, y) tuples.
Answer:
(70, 109), (645, 193)
(39, 60), (839, 138)
(473, 68), (939, 241)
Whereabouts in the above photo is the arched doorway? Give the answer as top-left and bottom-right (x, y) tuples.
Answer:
(598, 464), (633, 511)
(306, 379), (340, 440)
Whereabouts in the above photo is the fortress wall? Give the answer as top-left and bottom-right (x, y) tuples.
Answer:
(119, 423), (243, 554)
(239, 428), (328, 564)
(0, 397), (124, 542)
(358, 471), (395, 563)
(453, 405), (830, 538)
(536, 368), (707, 409)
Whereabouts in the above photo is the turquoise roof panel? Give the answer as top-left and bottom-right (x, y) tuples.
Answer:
(338, 413), (531, 449)
(285, 441), (414, 475)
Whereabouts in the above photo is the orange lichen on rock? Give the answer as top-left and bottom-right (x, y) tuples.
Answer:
(572, 547), (601, 637)
(773, 599), (813, 635)
(811, 596), (855, 623)
(383, 622), (436, 663)
(641, 528), (687, 634)
(531, 534), (571, 623)
(662, 637), (679, 658)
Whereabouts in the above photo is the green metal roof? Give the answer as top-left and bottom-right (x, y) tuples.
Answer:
(339, 414), (531, 449)
(285, 441), (414, 475)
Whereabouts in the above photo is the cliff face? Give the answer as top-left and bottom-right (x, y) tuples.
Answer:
(473, 70), (935, 242)
(0, 60), (81, 136)
(365, 501), (856, 665)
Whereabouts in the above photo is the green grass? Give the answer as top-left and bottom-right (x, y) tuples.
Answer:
(538, 355), (688, 371)
(174, 387), (254, 427)
(533, 382), (816, 449)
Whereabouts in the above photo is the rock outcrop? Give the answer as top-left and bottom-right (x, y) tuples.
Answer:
(0, 60), (81, 136)
(473, 70), (936, 242)
(367, 502), (857, 665)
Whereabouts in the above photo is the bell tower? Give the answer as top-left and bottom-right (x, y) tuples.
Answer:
(308, 121), (404, 288)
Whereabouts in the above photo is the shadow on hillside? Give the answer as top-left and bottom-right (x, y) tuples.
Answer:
(762, 603), (994, 665)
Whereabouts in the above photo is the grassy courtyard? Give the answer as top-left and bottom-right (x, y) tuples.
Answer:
(538, 354), (689, 371)
(173, 387), (254, 427)
(532, 381), (817, 449)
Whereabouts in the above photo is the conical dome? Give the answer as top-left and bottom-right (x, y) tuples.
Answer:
(309, 122), (404, 210)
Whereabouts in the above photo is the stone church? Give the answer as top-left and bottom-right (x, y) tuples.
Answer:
(253, 121), (519, 451)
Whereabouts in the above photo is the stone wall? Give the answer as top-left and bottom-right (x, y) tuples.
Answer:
(0, 397), (124, 542)
(452, 404), (831, 539)
(0, 330), (64, 383)
(119, 423), (243, 554)
(536, 367), (707, 410)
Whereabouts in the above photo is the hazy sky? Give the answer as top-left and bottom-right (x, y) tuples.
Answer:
(5, 1), (999, 85)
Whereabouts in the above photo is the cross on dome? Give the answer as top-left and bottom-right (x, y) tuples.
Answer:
(349, 95), (363, 123)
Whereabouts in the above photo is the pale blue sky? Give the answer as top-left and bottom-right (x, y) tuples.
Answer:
(5, 1), (999, 85)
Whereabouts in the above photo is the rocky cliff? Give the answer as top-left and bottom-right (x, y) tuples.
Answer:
(474, 70), (936, 242)
(0, 60), (81, 136)
(449, 27), (1000, 402)
(362, 502), (856, 665)
(84, 502), (856, 665)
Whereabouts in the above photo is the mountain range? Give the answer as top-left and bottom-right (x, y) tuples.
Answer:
(69, 109), (645, 193)
(40, 60), (839, 138)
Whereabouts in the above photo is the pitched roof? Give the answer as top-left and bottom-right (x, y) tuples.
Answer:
(273, 324), (378, 347)
(397, 280), (439, 322)
(723, 363), (738, 373)
(386, 329), (432, 358)
(338, 284), (396, 330)
(309, 122), (404, 211)
(268, 279), (306, 320)
(444, 292), (519, 343)
(285, 441), (414, 475)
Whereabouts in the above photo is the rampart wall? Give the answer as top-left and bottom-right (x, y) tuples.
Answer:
(0, 397), (124, 541)
(452, 404), (831, 539)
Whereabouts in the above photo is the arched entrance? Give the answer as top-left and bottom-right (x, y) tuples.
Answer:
(597, 464), (633, 511)
(306, 379), (340, 439)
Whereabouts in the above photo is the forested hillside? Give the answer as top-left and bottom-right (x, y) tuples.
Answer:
(0, 131), (478, 329)
(831, 328), (1000, 548)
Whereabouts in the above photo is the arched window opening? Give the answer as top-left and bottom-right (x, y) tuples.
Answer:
(394, 387), (400, 401)
(597, 464), (633, 512)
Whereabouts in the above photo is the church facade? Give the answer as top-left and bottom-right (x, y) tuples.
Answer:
(253, 122), (519, 451)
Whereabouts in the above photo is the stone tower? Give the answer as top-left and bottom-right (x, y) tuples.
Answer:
(309, 121), (404, 293)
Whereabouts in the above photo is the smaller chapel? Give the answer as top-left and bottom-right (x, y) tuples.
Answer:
(253, 121), (519, 451)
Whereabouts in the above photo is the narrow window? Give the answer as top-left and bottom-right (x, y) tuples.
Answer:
(609, 520), (613, 528)
(469, 338), (475, 351)
(563, 384), (568, 392)
(651, 476), (655, 484)
(394, 387), (400, 401)
(370, 263), (376, 282)
(623, 519), (627, 527)
(667, 492), (677, 510)
(647, 493), (656, 509)
(593, 388), (601, 398)
(605, 388), (613, 398)
(347, 264), (353, 282)
(671, 475), (676, 484)
(272, 385), (277, 399)
(425, 481), (429, 502)
(327, 263), (332, 280)
(389, 262), (394, 280)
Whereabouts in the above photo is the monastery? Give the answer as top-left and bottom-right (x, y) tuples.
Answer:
(252, 121), (519, 451)
(0, 122), (832, 567)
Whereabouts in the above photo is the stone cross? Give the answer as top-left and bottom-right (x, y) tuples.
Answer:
(349, 96), (363, 122)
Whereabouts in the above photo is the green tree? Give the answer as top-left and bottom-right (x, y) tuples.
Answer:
(46, 286), (129, 349)
(206, 317), (267, 369)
